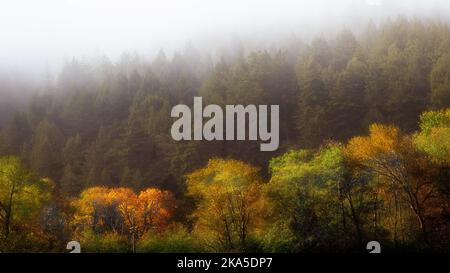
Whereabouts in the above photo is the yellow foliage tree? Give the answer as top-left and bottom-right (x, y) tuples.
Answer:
(0, 156), (53, 244)
(345, 124), (443, 246)
(187, 158), (266, 252)
(413, 109), (450, 165)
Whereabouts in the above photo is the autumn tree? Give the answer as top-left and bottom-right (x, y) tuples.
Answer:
(187, 159), (265, 252)
(72, 186), (175, 252)
(413, 109), (450, 165)
(118, 188), (175, 252)
(264, 145), (379, 252)
(0, 156), (53, 250)
(413, 109), (450, 245)
(346, 124), (446, 247)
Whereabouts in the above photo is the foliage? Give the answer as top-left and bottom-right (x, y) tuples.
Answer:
(0, 18), (449, 252)
(0, 156), (54, 251)
(265, 145), (380, 252)
(72, 186), (175, 252)
(80, 230), (129, 253)
(414, 109), (450, 164)
(346, 123), (449, 248)
(138, 225), (204, 253)
(187, 159), (266, 252)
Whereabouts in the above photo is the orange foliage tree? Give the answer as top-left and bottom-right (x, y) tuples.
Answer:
(72, 186), (175, 252)
(345, 124), (445, 247)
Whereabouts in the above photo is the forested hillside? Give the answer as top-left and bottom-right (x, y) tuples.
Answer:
(0, 18), (449, 252)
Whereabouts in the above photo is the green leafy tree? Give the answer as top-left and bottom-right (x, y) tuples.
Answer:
(0, 156), (53, 249)
(265, 145), (379, 252)
(414, 109), (450, 164)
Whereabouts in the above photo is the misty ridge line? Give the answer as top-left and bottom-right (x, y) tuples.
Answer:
(2, 0), (450, 74)
(171, 97), (279, 152)
(2, 6), (450, 81)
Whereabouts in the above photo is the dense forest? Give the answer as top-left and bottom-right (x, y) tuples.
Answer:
(0, 18), (449, 252)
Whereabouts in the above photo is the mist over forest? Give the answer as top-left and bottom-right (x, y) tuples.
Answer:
(0, 0), (449, 253)
(1, 1), (450, 70)
(0, 1), (449, 131)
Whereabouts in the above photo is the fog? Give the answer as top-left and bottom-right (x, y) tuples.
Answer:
(1, 0), (450, 76)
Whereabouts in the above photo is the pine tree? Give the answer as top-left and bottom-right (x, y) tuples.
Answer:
(29, 120), (64, 181)
(61, 164), (79, 196)
(61, 134), (84, 196)
(296, 58), (332, 147)
(430, 52), (450, 109)
(329, 57), (368, 140)
(3, 112), (31, 155)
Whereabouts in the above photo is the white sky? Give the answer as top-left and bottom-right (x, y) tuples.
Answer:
(0, 0), (449, 73)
